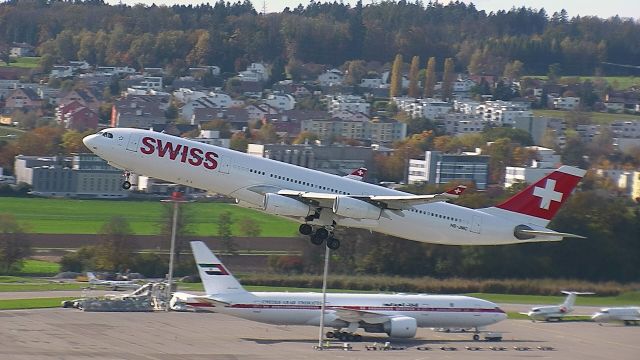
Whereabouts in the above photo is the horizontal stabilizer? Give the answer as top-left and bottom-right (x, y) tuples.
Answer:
(517, 229), (586, 239)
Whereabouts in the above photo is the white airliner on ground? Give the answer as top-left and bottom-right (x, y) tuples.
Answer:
(86, 272), (140, 290)
(83, 128), (586, 250)
(170, 241), (507, 341)
(522, 291), (595, 321)
(592, 307), (640, 326)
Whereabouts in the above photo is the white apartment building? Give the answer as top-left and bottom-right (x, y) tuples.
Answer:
(327, 95), (370, 115)
(553, 96), (580, 110)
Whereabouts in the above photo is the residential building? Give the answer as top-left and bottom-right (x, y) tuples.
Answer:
(14, 154), (128, 198)
(327, 95), (370, 115)
(504, 146), (562, 188)
(317, 69), (344, 86)
(476, 100), (532, 126)
(553, 96), (580, 110)
(111, 94), (170, 128)
(191, 107), (250, 129)
(10, 43), (35, 57)
(238, 63), (268, 82)
(394, 97), (452, 119)
(56, 88), (101, 111)
(247, 143), (373, 177)
(189, 130), (230, 148)
(364, 116), (407, 144)
(4, 87), (42, 110)
(265, 93), (296, 111)
(408, 151), (490, 190)
(56, 101), (99, 131)
(443, 113), (485, 136)
(179, 92), (233, 121)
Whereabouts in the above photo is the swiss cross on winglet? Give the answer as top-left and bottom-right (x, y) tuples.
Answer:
(345, 167), (368, 181)
(496, 166), (587, 221)
(445, 185), (467, 197)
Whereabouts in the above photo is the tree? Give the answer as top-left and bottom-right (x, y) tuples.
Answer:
(292, 131), (319, 145)
(61, 130), (90, 154)
(423, 57), (436, 98)
(503, 60), (524, 80)
(230, 132), (249, 152)
(0, 214), (31, 273)
(95, 216), (136, 272)
(407, 55), (420, 98)
(441, 58), (455, 101)
(389, 54), (403, 98)
(344, 60), (367, 86)
(217, 211), (236, 254)
(238, 217), (262, 237)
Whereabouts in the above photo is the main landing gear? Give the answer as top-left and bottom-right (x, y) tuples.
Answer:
(299, 224), (341, 250)
(326, 331), (362, 342)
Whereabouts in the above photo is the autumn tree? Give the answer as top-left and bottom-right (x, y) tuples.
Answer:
(95, 216), (136, 272)
(344, 60), (367, 86)
(423, 57), (436, 98)
(217, 211), (236, 254)
(407, 55), (420, 98)
(239, 217), (262, 237)
(0, 214), (31, 273)
(441, 58), (455, 101)
(389, 54), (403, 98)
(230, 132), (249, 152)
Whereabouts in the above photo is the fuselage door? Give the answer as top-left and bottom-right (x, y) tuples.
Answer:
(470, 215), (481, 234)
(217, 153), (230, 174)
(126, 134), (140, 152)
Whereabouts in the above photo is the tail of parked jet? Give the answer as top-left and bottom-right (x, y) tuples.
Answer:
(190, 241), (247, 296)
(344, 167), (367, 181)
(561, 291), (595, 310)
(86, 272), (98, 283)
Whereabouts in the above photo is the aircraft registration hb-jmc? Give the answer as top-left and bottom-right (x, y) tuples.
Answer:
(83, 128), (586, 249)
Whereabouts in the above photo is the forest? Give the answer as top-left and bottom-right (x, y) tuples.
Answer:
(0, 0), (639, 76)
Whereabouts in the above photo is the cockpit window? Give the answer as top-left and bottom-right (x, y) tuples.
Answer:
(102, 132), (113, 139)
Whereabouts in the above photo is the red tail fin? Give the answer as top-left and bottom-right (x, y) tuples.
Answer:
(496, 166), (586, 221)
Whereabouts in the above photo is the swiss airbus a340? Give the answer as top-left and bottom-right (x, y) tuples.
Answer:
(83, 128), (586, 250)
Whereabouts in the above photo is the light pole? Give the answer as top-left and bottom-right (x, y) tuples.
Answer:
(160, 191), (191, 311)
(317, 244), (331, 348)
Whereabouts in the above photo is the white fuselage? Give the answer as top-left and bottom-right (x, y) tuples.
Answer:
(194, 292), (506, 329)
(592, 307), (640, 324)
(83, 128), (550, 246)
(526, 305), (571, 321)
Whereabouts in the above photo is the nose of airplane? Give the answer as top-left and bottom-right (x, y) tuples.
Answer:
(83, 133), (99, 151)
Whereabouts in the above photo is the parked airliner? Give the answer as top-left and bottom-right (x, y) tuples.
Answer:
(170, 241), (506, 341)
(592, 307), (640, 326)
(83, 128), (586, 249)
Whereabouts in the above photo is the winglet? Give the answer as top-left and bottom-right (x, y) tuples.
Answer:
(344, 167), (367, 181)
(444, 185), (466, 198)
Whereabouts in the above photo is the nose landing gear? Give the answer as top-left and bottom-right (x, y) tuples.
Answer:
(122, 171), (134, 190)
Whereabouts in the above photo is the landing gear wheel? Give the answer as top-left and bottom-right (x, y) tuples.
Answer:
(326, 331), (335, 338)
(122, 181), (132, 190)
(315, 228), (329, 240)
(299, 224), (313, 235)
(326, 237), (340, 250)
(310, 234), (324, 246)
(473, 334), (480, 341)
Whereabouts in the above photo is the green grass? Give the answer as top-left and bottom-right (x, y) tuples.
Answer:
(0, 282), (86, 292)
(0, 125), (24, 138)
(0, 297), (76, 310)
(20, 260), (61, 275)
(0, 57), (40, 69)
(1, 198), (298, 237)
(532, 109), (640, 124)
(466, 292), (640, 307)
(523, 76), (640, 91)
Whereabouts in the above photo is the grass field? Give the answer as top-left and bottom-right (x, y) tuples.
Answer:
(523, 76), (640, 91)
(20, 260), (61, 275)
(0, 57), (40, 69)
(0, 125), (24, 138)
(0, 297), (76, 310)
(532, 109), (640, 124)
(1, 197), (298, 237)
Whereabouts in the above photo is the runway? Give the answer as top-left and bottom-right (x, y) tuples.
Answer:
(1, 307), (638, 360)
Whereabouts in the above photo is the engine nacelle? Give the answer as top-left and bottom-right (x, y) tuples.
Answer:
(263, 193), (314, 217)
(383, 316), (417, 338)
(332, 196), (382, 220)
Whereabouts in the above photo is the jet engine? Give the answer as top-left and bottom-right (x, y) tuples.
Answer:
(383, 316), (417, 338)
(332, 196), (382, 220)
(514, 224), (536, 240)
(263, 193), (314, 217)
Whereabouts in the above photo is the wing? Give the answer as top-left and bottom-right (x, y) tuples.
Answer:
(333, 307), (391, 324)
(278, 185), (466, 211)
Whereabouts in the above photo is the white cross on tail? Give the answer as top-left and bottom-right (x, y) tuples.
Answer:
(532, 179), (563, 210)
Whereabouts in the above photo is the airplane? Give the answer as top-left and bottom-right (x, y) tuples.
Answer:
(521, 291), (595, 321)
(83, 128), (586, 250)
(86, 272), (141, 290)
(592, 307), (640, 326)
(344, 167), (367, 181)
(170, 241), (507, 341)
